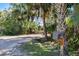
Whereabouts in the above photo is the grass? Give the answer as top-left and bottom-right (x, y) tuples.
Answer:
(20, 40), (60, 56)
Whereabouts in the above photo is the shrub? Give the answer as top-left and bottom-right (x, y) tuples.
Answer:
(46, 23), (56, 33)
(65, 16), (79, 55)
(2, 19), (21, 35)
(22, 20), (39, 34)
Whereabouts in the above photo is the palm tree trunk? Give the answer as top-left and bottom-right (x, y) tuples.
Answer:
(43, 12), (48, 40)
(56, 3), (68, 56)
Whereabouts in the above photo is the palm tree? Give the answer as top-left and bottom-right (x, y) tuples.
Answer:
(56, 3), (68, 56)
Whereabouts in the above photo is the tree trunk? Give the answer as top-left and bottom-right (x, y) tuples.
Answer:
(43, 12), (48, 40)
(56, 3), (68, 56)
(39, 6), (48, 40)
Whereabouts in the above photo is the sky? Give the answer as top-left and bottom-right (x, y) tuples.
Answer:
(0, 3), (10, 11)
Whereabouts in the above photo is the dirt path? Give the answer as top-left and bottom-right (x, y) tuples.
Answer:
(0, 34), (44, 56)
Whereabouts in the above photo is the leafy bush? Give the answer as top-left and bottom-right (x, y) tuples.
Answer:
(65, 16), (79, 55)
(0, 16), (39, 35)
(2, 19), (21, 35)
(22, 20), (39, 34)
(0, 19), (39, 35)
(46, 23), (56, 33)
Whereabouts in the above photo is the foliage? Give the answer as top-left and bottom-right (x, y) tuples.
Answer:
(67, 35), (79, 56)
(65, 16), (74, 28)
(64, 14), (79, 55)
(65, 16), (79, 55)
(0, 18), (39, 35)
(46, 23), (56, 33)
(21, 40), (59, 56)
(22, 20), (39, 34)
(0, 18), (21, 35)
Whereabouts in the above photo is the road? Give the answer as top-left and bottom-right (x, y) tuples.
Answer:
(0, 34), (44, 56)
